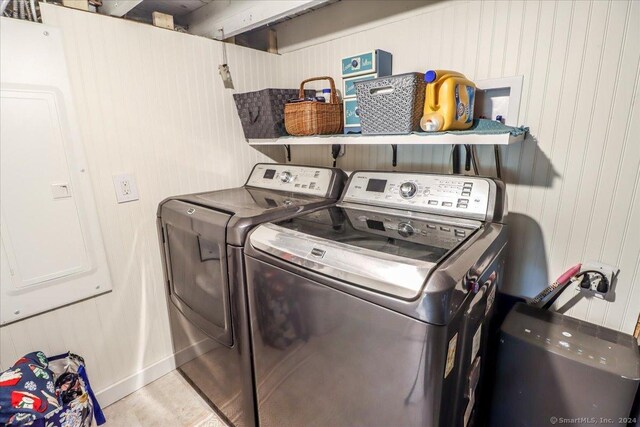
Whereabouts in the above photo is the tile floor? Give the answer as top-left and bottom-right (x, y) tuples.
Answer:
(102, 370), (229, 427)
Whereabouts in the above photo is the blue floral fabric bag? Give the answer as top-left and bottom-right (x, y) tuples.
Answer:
(0, 351), (105, 426)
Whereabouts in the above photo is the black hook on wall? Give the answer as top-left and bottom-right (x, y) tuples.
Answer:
(284, 144), (291, 162)
(391, 144), (398, 167)
(331, 144), (343, 167)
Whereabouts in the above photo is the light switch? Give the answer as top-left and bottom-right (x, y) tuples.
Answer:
(112, 173), (139, 203)
(51, 183), (71, 199)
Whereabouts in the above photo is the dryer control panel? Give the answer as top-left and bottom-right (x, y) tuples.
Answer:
(342, 172), (496, 221)
(246, 164), (337, 197)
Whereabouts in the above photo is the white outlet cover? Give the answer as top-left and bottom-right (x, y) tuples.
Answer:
(576, 261), (619, 301)
(112, 173), (139, 203)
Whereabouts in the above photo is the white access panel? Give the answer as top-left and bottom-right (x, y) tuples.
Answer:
(0, 19), (112, 325)
(1, 91), (89, 285)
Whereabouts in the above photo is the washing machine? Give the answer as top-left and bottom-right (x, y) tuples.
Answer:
(244, 171), (508, 427)
(156, 164), (346, 427)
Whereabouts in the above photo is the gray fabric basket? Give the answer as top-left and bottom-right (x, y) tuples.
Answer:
(233, 89), (315, 139)
(355, 73), (426, 135)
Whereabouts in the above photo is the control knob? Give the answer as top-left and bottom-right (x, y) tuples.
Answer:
(399, 182), (417, 199)
(397, 222), (415, 238)
(280, 171), (294, 183)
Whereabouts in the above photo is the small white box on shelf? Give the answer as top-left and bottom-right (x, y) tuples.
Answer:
(152, 11), (174, 30)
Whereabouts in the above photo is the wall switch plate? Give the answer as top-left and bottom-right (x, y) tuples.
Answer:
(112, 173), (139, 203)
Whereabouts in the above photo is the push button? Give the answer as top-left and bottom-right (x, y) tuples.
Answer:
(428, 200), (439, 205)
(442, 202), (453, 207)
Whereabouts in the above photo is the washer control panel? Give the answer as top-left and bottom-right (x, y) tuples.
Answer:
(346, 210), (478, 246)
(246, 164), (335, 197)
(343, 172), (494, 220)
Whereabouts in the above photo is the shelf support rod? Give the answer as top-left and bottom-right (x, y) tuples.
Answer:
(494, 145), (503, 179)
(284, 144), (291, 162)
(391, 144), (398, 167)
(452, 145), (461, 174)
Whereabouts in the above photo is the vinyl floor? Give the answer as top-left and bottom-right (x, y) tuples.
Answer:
(102, 370), (229, 427)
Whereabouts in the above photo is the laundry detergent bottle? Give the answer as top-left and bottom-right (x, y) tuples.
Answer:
(420, 70), (476, 132)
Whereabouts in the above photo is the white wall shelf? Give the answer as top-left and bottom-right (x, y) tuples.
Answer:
(248, 130), (526, 171)
(247, 131), (524, 146)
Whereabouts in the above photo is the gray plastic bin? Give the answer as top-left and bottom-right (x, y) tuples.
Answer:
(355, 72), (425, 135)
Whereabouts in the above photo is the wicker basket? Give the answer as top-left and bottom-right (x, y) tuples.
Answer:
(284, 77), (343, 136)
(355, 72), (426, 135)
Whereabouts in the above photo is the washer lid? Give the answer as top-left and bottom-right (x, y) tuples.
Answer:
(249, 206), (481, 299)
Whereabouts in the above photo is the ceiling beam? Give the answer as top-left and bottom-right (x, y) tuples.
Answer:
(99, 0), (144, 17)
(185, 0), (329, 40)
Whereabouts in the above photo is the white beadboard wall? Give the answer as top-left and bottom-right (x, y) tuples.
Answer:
(274, 0), (640, 334)
(0, 3), (281, 403)
(1, 0), (638, 408)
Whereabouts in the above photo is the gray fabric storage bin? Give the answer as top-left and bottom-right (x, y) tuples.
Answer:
(355, 73), (426, 135)
(233, 89), (314, 139)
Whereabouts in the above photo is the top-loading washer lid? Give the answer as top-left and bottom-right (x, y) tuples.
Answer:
(249, 205), (482, 299)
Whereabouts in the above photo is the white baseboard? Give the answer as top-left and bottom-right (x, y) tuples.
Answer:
(94, 353), (177, 408)
(94, 338), (216, 408)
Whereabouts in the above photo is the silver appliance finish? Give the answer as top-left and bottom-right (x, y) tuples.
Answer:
(157, 164), (346, 427)
(245, 171), (508, 426)
(342, 171), (506, 222)
(249, 207), (482, 300)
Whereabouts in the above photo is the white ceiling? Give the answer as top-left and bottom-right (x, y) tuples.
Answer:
(130, 0), (214, 18)
(104, 0), (215, 25)
(104, 0), (334, 34)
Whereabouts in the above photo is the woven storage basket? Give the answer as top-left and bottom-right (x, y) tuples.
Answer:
(284, 77), (343, 136)
(355, 72), (426, 135)
(233, 89), (314, 139)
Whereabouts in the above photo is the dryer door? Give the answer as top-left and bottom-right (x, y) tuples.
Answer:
(160, 200), (233, 347)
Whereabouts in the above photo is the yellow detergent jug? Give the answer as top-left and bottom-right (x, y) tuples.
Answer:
(420, 70), (476, 132)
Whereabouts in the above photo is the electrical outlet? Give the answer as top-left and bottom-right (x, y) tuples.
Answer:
(575, 261), (619, 301)
(112, 173), (139, 203)
(330, 144), (346, 158)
